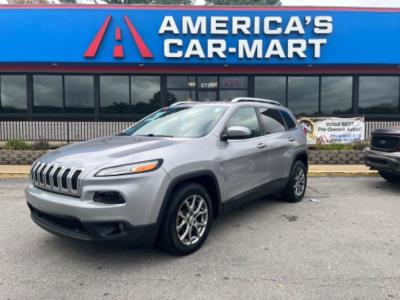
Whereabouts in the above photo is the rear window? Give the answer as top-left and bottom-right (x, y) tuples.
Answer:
(258, 108), (286, 134)
(281, 110), (297, 129)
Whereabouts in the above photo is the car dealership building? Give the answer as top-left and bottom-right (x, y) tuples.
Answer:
(0, 5), (400, 140)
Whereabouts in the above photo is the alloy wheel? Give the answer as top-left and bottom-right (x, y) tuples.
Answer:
(176, 194), (209, 246)
(293, 166), (306, 197)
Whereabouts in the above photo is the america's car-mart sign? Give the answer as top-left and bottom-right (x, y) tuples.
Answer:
(0, 6), (399, 65)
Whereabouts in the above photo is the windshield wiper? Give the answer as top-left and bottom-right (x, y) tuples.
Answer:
(136, 134), (174, 138)
(115, 132), (129, 136)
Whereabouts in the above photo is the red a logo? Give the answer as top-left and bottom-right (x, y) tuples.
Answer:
(84, 16), (153, 59)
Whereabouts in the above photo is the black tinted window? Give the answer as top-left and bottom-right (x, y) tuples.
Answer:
(321, 76), (353, 114)
(359, 76), (399, 114)
(65, 76), (94, 113)
(0, 75), (27, 112)
(255, 76), (286, 105)
(288, 76), (319, 116)
(100, 76), (130, 113)
(259, 108), (286, 134)
(33, 75), (63, 113)
(227, 107), (260, 138)
(281, 110), (297, 129)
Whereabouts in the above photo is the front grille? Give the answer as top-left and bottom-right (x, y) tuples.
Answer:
(31, 161), (84, 196)
(371, 135), (400, 152)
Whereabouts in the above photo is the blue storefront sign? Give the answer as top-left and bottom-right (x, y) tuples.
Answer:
(0, 6), (399, 66)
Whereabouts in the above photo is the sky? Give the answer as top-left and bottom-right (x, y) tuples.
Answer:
(281, 0), (400, 7)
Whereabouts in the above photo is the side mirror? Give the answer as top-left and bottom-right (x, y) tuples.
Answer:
(221, 126), (252, 141)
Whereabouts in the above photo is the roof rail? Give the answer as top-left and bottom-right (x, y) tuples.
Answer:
(231, 97), (281, 106)
(170, 101), (199, 107)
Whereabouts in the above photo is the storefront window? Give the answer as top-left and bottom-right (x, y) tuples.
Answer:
(65, 76), (94, 113)
(288, 76), (319, 116)
(131, 76), (161, 114)
(167, 90), (196, 104)
(220, 90), (247, 101)
(0, 75), (27, 112)
(167, 76), (196, 89)
(220, 76), (248, 89)
(198, 76), (218, 89)
(33, 75), (63, 113)
(359, 76), (399, 114)
(100, 76), (129, 113)
(198, 91), (217, 101)
(255, 76), (286, 105)
(321, 77), (353, 115)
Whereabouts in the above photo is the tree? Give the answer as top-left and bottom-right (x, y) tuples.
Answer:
(205, 0), (281, 5)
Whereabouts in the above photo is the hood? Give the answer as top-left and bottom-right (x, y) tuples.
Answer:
(38, 136), (181, 170)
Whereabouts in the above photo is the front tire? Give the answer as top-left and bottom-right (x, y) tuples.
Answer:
(283, 160), (307, 202)
(379, 170), (400, 183)
(158, 183), (213, 255)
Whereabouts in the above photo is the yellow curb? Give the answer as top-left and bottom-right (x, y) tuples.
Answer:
(0, 174), (29, 179)
(308, 171), (378, 177)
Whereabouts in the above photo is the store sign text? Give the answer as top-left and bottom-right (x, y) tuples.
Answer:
(159, 16), (333, 60)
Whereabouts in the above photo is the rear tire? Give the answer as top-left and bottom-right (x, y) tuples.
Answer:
(158, 183), (213, 255)
(282, 160), (307, 203)
(378, 170), (400, 183)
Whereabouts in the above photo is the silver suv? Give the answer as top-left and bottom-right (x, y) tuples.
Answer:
(26, 98), (308, 255)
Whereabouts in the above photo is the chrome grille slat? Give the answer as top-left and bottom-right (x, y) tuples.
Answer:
(30, 161), (84, 197)
(57, 166), (66, 191)
(61, 168), (71, 191)
(31, 162), (40, 181)
(37, 163), (46, 186)
(33, 162), (42, 183)
(53, 166), (62, 188)
(66, 168), (75, 192)
(48, 165), (58, 189)
(42, 164), (52, 187)
(45, 165), (54, 186)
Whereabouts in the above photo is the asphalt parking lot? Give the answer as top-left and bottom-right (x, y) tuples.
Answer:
(0, 177), (399, 300)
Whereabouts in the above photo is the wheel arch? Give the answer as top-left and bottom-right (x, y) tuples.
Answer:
(294, 151), (309, 171)
(156, 170), (222, 227)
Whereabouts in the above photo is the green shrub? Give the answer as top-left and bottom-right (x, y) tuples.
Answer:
(351, 141), (370, 151)
(308, 142), (369, 151)
(4, 139), (31, 150)
(32, 140), (50, 150)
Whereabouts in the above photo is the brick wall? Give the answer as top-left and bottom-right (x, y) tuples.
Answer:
(0, 149), (365, 165)
(0, 150), (49, 165)
(308, 150), (364, 165)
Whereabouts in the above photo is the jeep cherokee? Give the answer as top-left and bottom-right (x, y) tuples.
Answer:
(26, 97), (308, 255)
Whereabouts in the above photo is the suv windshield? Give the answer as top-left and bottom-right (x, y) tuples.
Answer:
(121, 105), (227, 138)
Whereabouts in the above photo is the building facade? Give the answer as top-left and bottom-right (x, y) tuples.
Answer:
(0, 5), (400, 123)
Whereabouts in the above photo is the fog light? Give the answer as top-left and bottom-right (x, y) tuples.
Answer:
(93, 192), (125, 204)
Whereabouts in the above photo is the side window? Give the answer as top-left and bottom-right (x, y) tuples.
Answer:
(258, 108), (286, 134)
(281, 110), (297, 129)
(226, 107), (261, 138)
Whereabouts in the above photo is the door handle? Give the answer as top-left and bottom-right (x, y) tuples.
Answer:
(256, 142), (267, 149)
(288, 137), (295, 142)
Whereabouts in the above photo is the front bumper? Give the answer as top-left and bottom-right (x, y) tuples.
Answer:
(363, 148), (400, 175)
(28, 203), (157, 246)
(25, 167), (172, 244)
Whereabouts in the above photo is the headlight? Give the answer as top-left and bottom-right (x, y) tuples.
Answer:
(95, 159), (163, 177)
